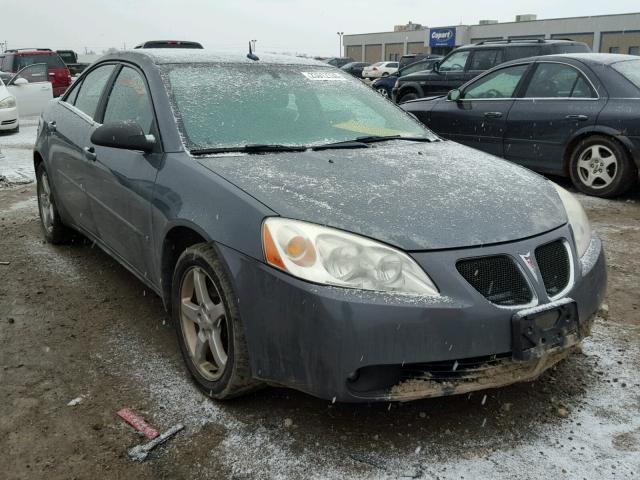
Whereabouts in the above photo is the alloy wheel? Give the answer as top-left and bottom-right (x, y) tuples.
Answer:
(377, 87), (389, 97)
(180, 266), (229, 381)
(38, 171), (55, 233)
(576, 144), (618, 190)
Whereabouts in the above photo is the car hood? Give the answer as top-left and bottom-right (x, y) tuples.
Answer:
(197, 141), (567, 251)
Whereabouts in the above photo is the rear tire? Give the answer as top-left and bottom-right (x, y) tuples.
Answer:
(172, 243), (262, 400)
(36, 163), (74, 244)
(568, 135), (637, 198)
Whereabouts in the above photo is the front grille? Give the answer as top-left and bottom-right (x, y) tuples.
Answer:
(536, 240), (571, 297)
(457, 255), (532, 306)
(1, 119), (17, 125)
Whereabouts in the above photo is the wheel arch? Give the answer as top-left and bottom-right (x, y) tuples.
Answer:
(562, 127), (637, 175)
(160, 222), (211, 311)
(33, 150), (44, 172)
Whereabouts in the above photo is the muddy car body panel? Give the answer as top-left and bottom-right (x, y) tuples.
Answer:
(34, 50), (607, 402)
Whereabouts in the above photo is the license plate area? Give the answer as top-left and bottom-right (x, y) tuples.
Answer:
(511, 300), (579, 361)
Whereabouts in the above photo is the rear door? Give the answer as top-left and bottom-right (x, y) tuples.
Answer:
(504, 61), (606, 173)
(428, 63), (531, 156)
(465, 49), (503, 82)
(83, 65), (161, 277)
(6, 63), (53, 116)
(47, 63), (117, 234)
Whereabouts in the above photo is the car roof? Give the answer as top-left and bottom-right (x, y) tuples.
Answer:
(98, 49), (328, 67)
(494, 52), (638, 68)
(460, 39), (585, 50)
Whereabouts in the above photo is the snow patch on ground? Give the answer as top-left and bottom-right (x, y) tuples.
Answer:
(106, 318), (640, 479)
(0, 117), (38, 185)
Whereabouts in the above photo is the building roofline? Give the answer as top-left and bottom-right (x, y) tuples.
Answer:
(344, 11), (640, 38)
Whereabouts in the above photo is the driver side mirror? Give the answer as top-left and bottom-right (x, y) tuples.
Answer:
(433, 61), (440, 72)
(91, 121), (156, 153)
(11, 77), (29, 86)
(447, 89), (462, 101)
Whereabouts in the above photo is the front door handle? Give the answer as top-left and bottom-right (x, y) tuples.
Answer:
(565, 114), (589, 121)
(84, 146), (97, 161)
(484, 112), (503, 118)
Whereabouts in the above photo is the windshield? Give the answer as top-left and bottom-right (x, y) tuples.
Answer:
(612, 59), (640, 90)
(57, 51), (75, 63)
(162, 64), (432, 150)
(16, 54), (65, 70)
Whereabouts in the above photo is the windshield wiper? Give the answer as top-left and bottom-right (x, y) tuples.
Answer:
(190, 144), (308, 155)
(313, 135), (434, 150)
(354, 135), (434, 144)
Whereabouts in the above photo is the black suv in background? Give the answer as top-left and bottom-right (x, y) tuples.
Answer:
(392, 39), (590, 103)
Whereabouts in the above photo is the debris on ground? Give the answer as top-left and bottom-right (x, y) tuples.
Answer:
(0, 261), (10, 265)
(127, 423), (184, 462)
(557, 407), (570, 418)
(67, 396), (83, 407)
(117, 407), (159, 439)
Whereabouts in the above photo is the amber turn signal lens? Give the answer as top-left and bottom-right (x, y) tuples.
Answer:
(263, 224), (286, 270)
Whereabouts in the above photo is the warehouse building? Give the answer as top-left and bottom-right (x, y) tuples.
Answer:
(343, 12), (640, 63)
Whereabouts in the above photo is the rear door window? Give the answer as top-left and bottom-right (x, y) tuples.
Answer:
(468, 49), (503, 71)
(505, 46), (541, 61)
(523, 63), (595, 98)
(73, 64), (116, 119)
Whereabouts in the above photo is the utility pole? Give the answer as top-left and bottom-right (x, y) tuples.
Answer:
(337, 32), (344, 57)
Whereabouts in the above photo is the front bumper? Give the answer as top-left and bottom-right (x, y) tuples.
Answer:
(219, 225), (606, 402)
(0, 106), (18, 130)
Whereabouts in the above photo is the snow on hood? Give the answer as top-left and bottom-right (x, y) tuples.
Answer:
(198, 141), (567, 251)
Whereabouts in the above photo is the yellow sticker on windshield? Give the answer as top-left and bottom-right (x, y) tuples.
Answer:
(333, 121), (405, 136)
(302, 71), (347, 81)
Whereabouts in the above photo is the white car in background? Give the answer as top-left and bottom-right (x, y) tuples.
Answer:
(362, 61), (399, 79)
(0, 63), (53, 133)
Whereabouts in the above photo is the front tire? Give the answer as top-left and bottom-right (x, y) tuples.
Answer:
(36, 163), (74, 244)
(569, 135), (637, 198)
(398, 92), (418, 103)
(172, 243), (261, 399)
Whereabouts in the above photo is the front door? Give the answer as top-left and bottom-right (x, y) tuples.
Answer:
(7, 63), (53, 116)
(504, 61), (607, 174)
(429, 63), (530, 157)
(47, 64), (117, 234)
(426, 50), (472, 96)
(84, 65), (160, 278)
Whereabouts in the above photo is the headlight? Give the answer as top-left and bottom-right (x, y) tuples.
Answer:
(552, 183), (592, 257)
(0, 96), (16, 109)
(262, 218), (439, 296)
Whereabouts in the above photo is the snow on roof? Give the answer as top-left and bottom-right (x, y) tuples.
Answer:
(130, 48), (328, 66)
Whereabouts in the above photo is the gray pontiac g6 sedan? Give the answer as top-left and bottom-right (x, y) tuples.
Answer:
(34, 49), (606, 402)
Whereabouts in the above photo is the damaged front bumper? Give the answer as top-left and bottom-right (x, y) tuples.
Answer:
(218, 226), (607, 402)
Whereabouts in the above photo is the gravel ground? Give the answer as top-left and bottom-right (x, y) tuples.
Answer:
(1, 119), (639, 479)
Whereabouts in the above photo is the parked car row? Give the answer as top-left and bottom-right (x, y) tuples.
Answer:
(392, 39), (590, 103)
(371, 56), (442, 97)
(0, 48), (71, 97)
(0, 63), (54, 132)
(402, 53), (640, 197)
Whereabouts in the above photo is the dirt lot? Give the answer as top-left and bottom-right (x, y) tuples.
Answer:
(1, 124), (640, 479)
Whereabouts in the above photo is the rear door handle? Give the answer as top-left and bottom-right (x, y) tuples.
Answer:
(84, 146), (97, 161)
(47, 121), (56, 132)
(484, 112), (503, 118)
(565, 114), (588, 121)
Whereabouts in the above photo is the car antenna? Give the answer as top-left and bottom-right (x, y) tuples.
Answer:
(247, 41), (259, 61)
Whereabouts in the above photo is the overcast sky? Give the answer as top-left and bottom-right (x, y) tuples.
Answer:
(2, 1), (638, 56)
